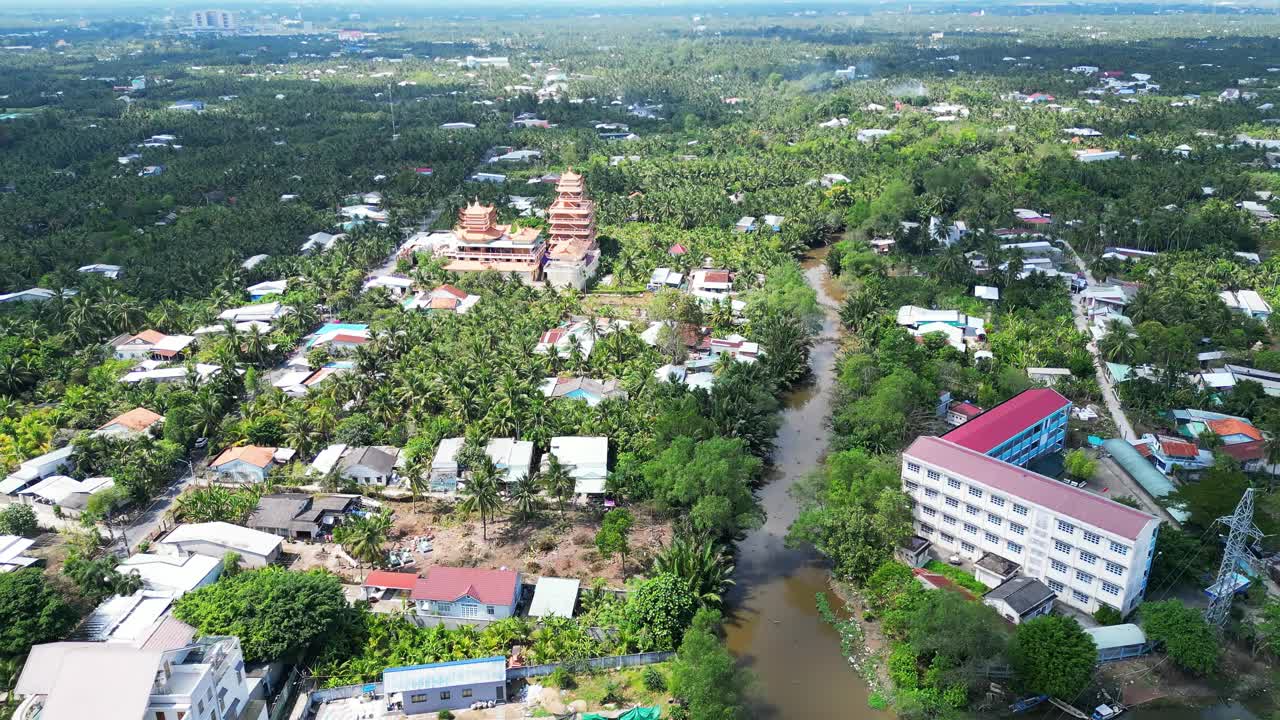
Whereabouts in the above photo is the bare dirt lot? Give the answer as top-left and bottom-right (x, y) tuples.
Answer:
(290, 497), (673, 588)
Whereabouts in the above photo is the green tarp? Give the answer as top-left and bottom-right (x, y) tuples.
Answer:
(581, 706), (662, 720)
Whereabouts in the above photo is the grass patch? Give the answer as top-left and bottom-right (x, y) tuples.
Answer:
(552, 664), (671, 710)
(923, 560), (988, 594)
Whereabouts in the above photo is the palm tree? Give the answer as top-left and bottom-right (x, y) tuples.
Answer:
(406, 457), (430, 516)
(508, 473), (541, 522)
(540, 454), (575, 516)
(460, 460), (504, 542)
(652, 535), (737, 607)
(1098, 321), (1137, 362)
(334, 512), (391, 580)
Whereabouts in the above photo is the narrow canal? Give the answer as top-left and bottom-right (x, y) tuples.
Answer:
(723, 248), (886, 718)
(722, 249), (1264, 720)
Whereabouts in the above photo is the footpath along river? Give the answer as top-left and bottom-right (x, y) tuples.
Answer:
(723, 247), (888, 718)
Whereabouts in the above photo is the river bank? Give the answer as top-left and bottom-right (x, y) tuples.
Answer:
(722, 247), (890, 719)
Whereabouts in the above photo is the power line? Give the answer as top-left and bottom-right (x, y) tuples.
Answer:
(1204, 488), (1262, 628)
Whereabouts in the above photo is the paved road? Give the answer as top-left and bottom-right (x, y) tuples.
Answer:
(118, 461), (200, 553)
(1063, 241), (1136, 441)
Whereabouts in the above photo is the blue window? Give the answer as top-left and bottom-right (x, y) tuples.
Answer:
(1007, 541), (1023, 554)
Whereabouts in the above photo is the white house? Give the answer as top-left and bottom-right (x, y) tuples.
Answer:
(1219, 289), (1272, 320)
(1075, 149), (1122, 162)
(116, 552), (222, 596)
(545, 436), (609, 497)
(14, 636), (265, 720)
(217, 302), (291, 324)
(0, 535), (38, 573)
(157, 521), (283, 567)
(246, 280), (287, 300)
(429, 437), (534, 492)
(0, 446), (76, 497)
(78, 264), (123, 279)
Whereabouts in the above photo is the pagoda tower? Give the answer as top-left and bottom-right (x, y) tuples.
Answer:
(547, 168), (597, 259)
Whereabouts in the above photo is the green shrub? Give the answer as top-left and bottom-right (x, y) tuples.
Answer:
(922, 560), (987, 594)
(547, 667), (575, 689)
(602, 679), (626, 705)
(1093, 606), (1123, 626)
(438, 711), (455, 720)
(887, 643), (920, 690)
(642, 666), (666, 691)
(867, 692), (890, 710)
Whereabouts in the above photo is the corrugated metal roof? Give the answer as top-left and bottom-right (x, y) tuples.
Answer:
(528, 577), (580, 618)
(941, 388), (1071, 453)
(1085, 623), (1147, 650)
(1101, 439), (1189, 523)
(383, 656), (506, 692)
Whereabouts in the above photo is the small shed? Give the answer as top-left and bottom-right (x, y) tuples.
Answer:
(982, 577), (1056, 624)
(895, 536), (932, 568)
(1085, 623), (1153, 663)
(383, 656), (507, 714)
(528, 577), (580, 619)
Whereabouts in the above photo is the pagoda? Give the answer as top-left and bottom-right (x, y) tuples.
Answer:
(440, 200), (546, 284)
(544, 168), (601, 289)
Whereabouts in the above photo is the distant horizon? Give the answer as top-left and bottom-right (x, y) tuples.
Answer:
(1, 0), (1279, 15)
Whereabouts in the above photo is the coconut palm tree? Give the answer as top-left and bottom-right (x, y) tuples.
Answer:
(508, 472), (541, 522)
(540, 454), (575, 516)
(652, 535), (737, 607)
(405, 457), (430, 516)
(460, 459), (504, 542)
(334, 511), (391, 579)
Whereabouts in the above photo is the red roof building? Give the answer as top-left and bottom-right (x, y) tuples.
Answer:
(412, 567), (521, 615)
(363, 570), (420, 591)
(903, 436), (1160, 615)
(905, 436), (1158, 542)
(941, 388), (1071, 467)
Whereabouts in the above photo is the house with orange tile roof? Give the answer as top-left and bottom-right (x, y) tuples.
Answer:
(403, 284), (480, 314)
(95, 408), (165, 438)
(1132, 433), (1214, 475)
(209, 445), (294, 484)
(1171, 409), (1273, 473)
(109, 330), (195, 362)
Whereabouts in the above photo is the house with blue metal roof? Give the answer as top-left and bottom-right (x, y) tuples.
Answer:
(383, 656), (507, 714)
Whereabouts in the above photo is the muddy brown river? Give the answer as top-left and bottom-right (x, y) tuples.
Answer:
(723, 248), (888, 718)
(723, 249), (1265, 720)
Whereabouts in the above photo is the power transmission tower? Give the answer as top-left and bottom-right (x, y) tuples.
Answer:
(1204, 488), (1263, 628)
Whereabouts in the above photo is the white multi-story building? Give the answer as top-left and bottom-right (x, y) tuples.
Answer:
(15, 635), (265, 720)
(191, 10), (237, 32)
(902, 436), (1160, 616)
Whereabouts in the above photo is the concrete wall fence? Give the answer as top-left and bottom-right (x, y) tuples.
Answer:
(507, 651), (674, 680)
